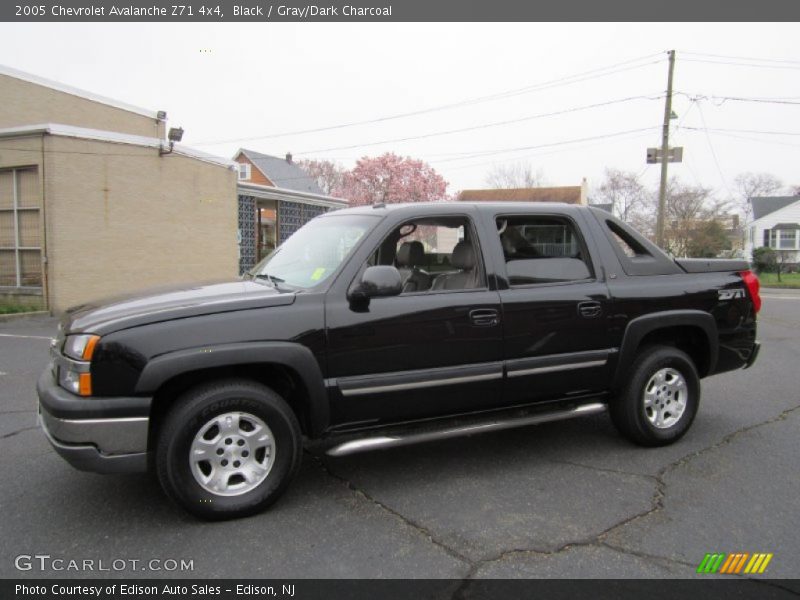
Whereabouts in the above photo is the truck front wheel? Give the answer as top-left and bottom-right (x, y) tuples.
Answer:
(155, 379), (302, 520)
(610, 345), (700, 447)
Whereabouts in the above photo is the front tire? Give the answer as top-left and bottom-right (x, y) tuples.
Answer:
(610, 345), (700, 447)
(156, 379), (302, 520)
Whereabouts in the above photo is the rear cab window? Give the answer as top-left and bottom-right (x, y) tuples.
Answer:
(496, 215), (595, 286)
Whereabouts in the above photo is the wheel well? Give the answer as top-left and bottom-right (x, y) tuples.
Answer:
(147, 363), (312, 451)
(636, 326), (710, 377)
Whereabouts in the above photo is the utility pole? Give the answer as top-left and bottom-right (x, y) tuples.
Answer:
(656, 49), (676, 248)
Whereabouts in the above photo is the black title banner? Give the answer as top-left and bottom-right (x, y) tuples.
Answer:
(4, 579), (800, 600)
(3, 0), (800, 22)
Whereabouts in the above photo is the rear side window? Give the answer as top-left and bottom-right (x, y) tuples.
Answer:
(497, 216), (593, 285)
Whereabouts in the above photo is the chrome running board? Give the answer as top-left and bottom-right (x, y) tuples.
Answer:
(325, 402), (606, 457)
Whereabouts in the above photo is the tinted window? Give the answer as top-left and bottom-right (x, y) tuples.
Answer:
(497, 216), (593, 285)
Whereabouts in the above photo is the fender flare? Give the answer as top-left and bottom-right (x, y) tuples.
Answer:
(614, 310), (718, 386)
(135, 342), (329, 436)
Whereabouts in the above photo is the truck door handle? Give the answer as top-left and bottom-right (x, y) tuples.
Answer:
(469, 308), (499, 327)
(578, 301), (602, 318)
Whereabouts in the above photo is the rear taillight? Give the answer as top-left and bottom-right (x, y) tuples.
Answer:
(740, 270), (761, 314)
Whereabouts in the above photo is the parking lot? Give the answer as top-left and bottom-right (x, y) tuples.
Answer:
(0, 294), (798, 580)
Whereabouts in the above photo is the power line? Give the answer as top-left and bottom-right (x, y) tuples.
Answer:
(190, 53), (666, 146)
(681, 126), (800, 136)
(676, 92), (800, 106)
(681, 51), (800, 66)
(680, 58), (800, 71)
(682, 129), (800, 149)
(430, 126), (659, 164)
(295, 94), (664, 155)
(695, 102), (734, 197)
(440, 129), (656, 173)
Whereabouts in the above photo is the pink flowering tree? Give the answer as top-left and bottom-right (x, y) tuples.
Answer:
(333, 153), (449, 206)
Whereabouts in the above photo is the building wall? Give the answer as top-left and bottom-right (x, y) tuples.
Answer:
(238, 194), (257, 275)
(0, 74), (164, 139)
(44, 135), (237, 311)
(745, 200), (800, 262)
(278, 200), (328, 242)
(235, 154), (273, 186)
(0, 135), (46, 308)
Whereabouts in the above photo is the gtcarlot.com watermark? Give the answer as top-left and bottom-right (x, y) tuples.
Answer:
(14, 554), (194, 573)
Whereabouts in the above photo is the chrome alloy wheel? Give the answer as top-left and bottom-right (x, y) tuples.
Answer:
(643, 367), (688, 429)
(189, 412), (275, 496)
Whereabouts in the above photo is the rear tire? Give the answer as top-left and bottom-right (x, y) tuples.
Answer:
(156, 379), (302, 520)
(610, 345), (700, 447)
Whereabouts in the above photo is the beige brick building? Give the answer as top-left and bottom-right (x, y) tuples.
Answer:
(0, 65), (237, 312)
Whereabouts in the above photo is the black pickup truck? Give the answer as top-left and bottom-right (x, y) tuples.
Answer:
(38, 202), (761, 519)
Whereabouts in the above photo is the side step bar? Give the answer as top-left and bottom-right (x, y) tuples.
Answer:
(325, 402), (606, 457)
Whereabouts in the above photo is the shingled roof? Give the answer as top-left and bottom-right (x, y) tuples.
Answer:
(238, 149), (324, 195)
(457, 186), (583, 204)
(751, 196), (800, 221)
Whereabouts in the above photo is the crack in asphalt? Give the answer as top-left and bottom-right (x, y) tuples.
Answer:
(0, 425), (39, 440)
(311, 404), (800, 588)
(307, 451), (473, 569)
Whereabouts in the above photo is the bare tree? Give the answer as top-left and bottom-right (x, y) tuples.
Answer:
(296, 159), (346, 196)
(661, 179), (731, 257)
(484, 163), (546, 189)
(594, 168), (650, 223)
(733, 172), (783, 224)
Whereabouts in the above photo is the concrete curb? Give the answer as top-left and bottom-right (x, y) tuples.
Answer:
(0, 311), (50, 322)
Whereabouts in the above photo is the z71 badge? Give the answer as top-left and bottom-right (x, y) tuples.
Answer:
(719, 288), (746, 300)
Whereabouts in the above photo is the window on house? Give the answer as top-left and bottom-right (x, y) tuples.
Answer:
(779, 229), (798, 250)
(0, 168), (42, 288)
(238, 163), (251, 181)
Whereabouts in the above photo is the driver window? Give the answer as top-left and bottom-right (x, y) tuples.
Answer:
(368, 216), (485, 293)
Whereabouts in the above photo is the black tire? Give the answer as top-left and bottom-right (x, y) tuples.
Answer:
(609, 345), (700, 447)
(156, 378), (302, 520)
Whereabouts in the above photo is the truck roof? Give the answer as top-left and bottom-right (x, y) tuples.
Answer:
(325, 201), (593, 218)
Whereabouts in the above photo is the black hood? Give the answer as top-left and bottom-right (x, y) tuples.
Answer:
(63, 279), (295, 335)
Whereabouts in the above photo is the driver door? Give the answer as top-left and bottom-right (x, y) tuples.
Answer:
(324, 214), (504, 428)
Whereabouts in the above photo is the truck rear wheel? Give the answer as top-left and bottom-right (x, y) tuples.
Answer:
(156, 379), (302, 520)
(610, 345), (700, 447)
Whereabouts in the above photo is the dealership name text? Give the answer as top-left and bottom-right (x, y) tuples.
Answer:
(16, 584), (295, 597)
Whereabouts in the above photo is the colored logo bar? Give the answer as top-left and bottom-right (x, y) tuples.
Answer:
(697, 553), (773, 574)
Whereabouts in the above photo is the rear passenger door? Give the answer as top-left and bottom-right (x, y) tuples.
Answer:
(495, 212), (615, 404)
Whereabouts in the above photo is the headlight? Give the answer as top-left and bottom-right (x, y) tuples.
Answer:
(63, 334), (100, 361)
(59, 334), (99, 396)
(58, 366), (90, 396)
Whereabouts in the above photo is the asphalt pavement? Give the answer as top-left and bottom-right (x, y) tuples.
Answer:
(0, 296), (797, 581)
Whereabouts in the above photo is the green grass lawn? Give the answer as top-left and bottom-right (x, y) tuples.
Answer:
(0, 303), (41, 315)
(758, 272), (800, 289)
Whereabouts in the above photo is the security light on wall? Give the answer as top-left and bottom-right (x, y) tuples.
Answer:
(168, 127), (184, 143)
(160, 127), (185, 156)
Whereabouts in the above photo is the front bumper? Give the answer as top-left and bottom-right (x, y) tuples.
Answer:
(37, 370), (151, 473)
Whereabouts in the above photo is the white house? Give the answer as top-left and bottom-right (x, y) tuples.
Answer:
(746, 196), (800, 265)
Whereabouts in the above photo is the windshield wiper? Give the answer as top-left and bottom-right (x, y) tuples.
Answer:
(253, 273), (286, 289)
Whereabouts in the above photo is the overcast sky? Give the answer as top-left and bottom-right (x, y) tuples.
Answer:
(1, 23), (798, 201)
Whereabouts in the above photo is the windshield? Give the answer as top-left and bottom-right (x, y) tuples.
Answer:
(249, 214), (377, 289)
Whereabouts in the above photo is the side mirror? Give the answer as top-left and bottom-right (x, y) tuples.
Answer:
(349, 266), (402, 305)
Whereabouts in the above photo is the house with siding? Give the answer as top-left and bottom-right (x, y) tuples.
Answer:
(745, 196), (800, 266)
(0, 64), (237, 312)
(233, 149), (347, 274)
